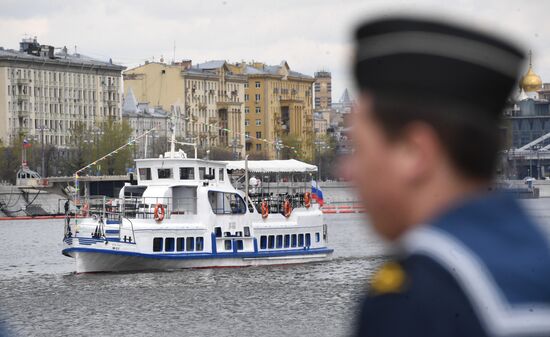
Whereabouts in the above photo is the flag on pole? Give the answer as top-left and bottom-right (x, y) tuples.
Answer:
(311, 180), (324, 206)
(23, 139), (32, 148)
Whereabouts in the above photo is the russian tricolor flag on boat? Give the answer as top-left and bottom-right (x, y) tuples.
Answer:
(311, 180), (324, 206)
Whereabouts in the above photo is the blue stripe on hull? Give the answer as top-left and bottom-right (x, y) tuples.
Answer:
(62, 247), (333, 260)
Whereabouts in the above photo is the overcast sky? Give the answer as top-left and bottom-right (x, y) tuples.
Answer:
(2, 0), (550, 100)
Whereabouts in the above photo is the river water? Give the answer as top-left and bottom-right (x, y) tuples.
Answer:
(0, 212), (386, 337)
(1, 199), (550, 337)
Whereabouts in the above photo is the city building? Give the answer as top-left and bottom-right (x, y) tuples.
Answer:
(314, 70), (332, 110)
(504, 52), (548, 149)
(228, 61), (315, 160)
(123, 60), (247, 157)
(122, 89), (170, 158)
(0, 37), (125, 147)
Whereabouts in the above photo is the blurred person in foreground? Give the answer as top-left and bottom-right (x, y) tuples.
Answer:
(347, 16), (550, 337)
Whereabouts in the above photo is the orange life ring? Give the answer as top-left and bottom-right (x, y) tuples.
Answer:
(261, 200), (269, 219)
(154, 203), (165, 222)
(304, 192), (311, 209)
(283, 199), (292, 218)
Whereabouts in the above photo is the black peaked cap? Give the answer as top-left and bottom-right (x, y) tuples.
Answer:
(354, 17), (525, 116)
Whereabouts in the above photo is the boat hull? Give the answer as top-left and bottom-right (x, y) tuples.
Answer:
(63, 248), (333, 273)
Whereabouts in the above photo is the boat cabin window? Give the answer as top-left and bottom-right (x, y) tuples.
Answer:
(180, 167), (195, 180)
(139, 168), (152, 180)
(236, 240), (244, 251)
(177, 237), (185, 251)
(215, 227), (222, 238)
(284, 235), (290, 248)
(244, 226), (250, 237)
(153, 237), (163, 252)
(199, 167), (206, 179)
(208, 191), (247, 215)
(218, 168), (224, 181)
(165, 238), (175, 252)
(305, 233), (311, 247)
(224, 240), (232, 250)
(158, 168), (172, 179)
(268, 235), (275, 249)
(186, 237), (194, 251)
(291, 234), (297, 247)
(276, 235), (283, 248)
(316, 232), (320, 243)
(260, 236), (267, 249)
(298, 234), (304, 247)
(196, 237), (204, 251)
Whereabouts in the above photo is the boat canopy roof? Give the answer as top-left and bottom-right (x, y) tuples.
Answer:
(224, 159), (317, 173)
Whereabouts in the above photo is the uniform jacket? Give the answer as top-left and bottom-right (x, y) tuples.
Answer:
(356, 193), (550, 337)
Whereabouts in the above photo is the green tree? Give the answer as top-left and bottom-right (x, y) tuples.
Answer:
(96, 119), (134, 175)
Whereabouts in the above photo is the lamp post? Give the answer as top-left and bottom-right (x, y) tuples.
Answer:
(37, 125), (49, 177)
(314, 139), (326, 181)
(275, 138), (283, 160)
(231, 137), (240, 160)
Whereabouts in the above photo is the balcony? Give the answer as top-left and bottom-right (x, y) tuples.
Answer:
(198, 103), (207, 111)
(16, 92), (31, 102)
(15, 78), (31, 85)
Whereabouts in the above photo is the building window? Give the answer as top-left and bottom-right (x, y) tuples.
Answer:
(139, 168), (152, 180)
(236, 240), (244, 250)
(245, 132), (250, 139)
(245, 107), (250, 114)
(177, 237), (185, 251)
(276, 235), (283, 248)
(153, 237), (163, 252)
(244, 83), (248, 88)
(298, 234), (304, 247)
(255, 94), (260, 101)
(268, 235), (275, 249)
(180, 167), (195, 180)
(255, 81), (261, 88)
(260, 235), (267, 249)
(256, 132), (262, 139)
(284, 234), (290, 248)
(255, 107), (261, 113)
(196, 237), (204, 251)
(255, 119), (261, 126)
(186, 237), (195, 251)
(256, 144), (262, 151)
(225, 240), (232, 250)
(305, 233), (311, 247)
(158, 168), (172, 179)
(245, 119), (250, 126)
(165, 237), (175, 252)
(245, 94), (249, 101)
(291, 234), (297, 247)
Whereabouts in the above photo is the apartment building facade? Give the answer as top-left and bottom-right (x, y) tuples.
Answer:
(0, 38), (125, 147)
(229, 61), (315, 160)
(123, 60), (247, 157)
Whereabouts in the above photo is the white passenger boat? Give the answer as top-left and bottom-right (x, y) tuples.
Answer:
(62, 147), (333, 273)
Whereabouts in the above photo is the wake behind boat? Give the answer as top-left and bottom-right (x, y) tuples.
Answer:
(62, 140), (333, 273)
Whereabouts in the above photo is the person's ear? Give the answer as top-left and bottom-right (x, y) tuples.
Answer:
(393, 122), (441, 185)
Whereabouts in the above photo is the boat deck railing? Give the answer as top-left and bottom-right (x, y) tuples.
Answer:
(85, 196), (198, 220)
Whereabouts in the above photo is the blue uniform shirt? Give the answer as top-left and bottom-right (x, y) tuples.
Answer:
(356, 193), (550, 337)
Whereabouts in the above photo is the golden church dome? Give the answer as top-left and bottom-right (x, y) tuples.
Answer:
(520, 51), (543, 92)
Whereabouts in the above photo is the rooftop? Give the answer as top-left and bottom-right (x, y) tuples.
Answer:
(0, 38), (125, 71)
